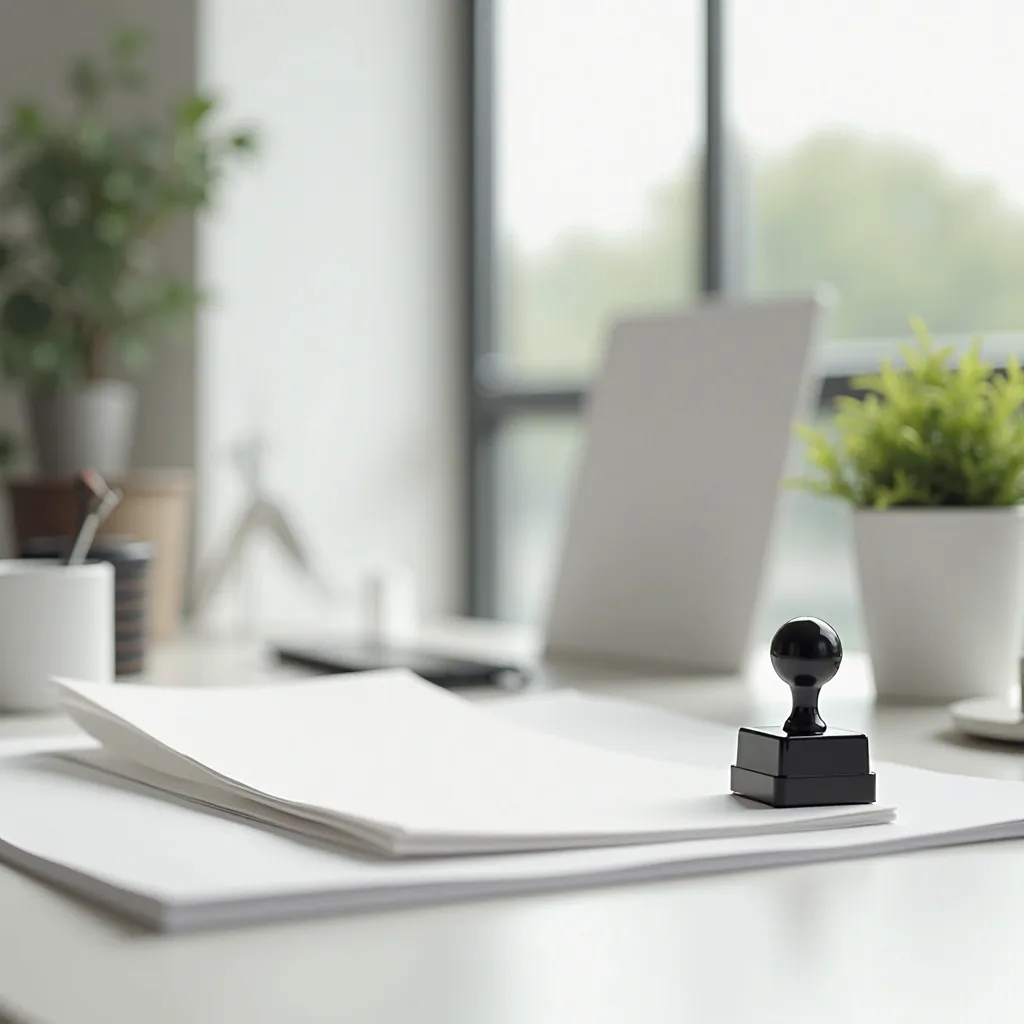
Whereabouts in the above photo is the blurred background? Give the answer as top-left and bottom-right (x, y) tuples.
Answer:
(489, 0), (1024, 648)
(1, 0), (1022, 650)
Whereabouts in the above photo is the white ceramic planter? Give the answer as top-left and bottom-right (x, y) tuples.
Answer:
(853, 507), (1024, 703)
(28, 379), (138, 476)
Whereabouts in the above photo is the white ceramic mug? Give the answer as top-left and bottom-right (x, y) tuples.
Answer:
(0, 560), (114, 711)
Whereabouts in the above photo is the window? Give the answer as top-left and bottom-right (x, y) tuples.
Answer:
(470, 0), (1024, 639)
(496, 0), (699, 380)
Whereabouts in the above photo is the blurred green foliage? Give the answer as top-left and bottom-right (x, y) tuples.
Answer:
(503, 133), (1024, 375)
(0, 27), (257, 386)
(0, 432), (15, 471)
(791, 319), (1024, 508)
(755, 134), (1024, 337)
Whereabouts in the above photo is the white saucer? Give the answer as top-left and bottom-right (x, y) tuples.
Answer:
(950, 696), (1024, 744)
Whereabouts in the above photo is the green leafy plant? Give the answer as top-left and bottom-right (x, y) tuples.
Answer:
(0, 27), (256, 386)
(0, 432), (15, 471)
(790, 319), (1024, 508)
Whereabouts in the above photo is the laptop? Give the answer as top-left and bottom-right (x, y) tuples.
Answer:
(542, 293), (829, 675)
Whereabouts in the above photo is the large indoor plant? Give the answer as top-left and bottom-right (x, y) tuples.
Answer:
(793, 319), (1024, 702)
(0, 28), (254, 474)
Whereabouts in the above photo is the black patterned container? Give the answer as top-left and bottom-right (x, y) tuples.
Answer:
(21, 536), (155, 677)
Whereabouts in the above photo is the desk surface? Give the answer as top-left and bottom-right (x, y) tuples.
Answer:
(2, 621), (1023, 1024)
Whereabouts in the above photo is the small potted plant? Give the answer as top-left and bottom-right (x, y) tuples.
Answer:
(792, 319), (1024, 703)
(0, 28), (255, 474)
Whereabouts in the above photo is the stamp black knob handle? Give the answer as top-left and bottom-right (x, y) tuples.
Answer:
(769, 617), (843, 736)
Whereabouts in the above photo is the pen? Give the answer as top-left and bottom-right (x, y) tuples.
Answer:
(66, 469), (123, 566)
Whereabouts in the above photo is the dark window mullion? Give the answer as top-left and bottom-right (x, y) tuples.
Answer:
(701, 0), (727, 296)
(466, 0), (498, 616)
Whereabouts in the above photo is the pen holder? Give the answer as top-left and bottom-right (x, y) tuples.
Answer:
(22, 537), (153, 677)
(0, 560), (114, 711)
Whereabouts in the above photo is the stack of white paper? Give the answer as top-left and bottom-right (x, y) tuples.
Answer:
(54, 673), (891, 856)
(0, 686), (1019, 930)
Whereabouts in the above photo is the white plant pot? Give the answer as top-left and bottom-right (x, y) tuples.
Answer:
(853, 507), (1024, 703)
(28, 379), (138, 476)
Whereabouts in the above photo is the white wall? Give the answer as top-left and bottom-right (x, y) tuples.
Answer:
(196, 0), (463, 631)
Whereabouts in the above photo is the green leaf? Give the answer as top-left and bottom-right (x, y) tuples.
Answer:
(0, 433), (17, 470)
(228, 130), (257, 153)
(8, 103), (45, 142)
(96, 212), (128, 244)
(109, 27), (148, 91)
(110, 26), (148, 61)
(907, 314), (931, 348)
(174, 94), (216, 129)
(2, 292), (52, 338)
(67, 58), (105, 103)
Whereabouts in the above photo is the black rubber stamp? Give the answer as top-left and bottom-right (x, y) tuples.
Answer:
(730, 616), (876, 807)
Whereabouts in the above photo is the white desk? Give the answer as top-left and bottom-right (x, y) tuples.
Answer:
(1, 621), (1022, 1024)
